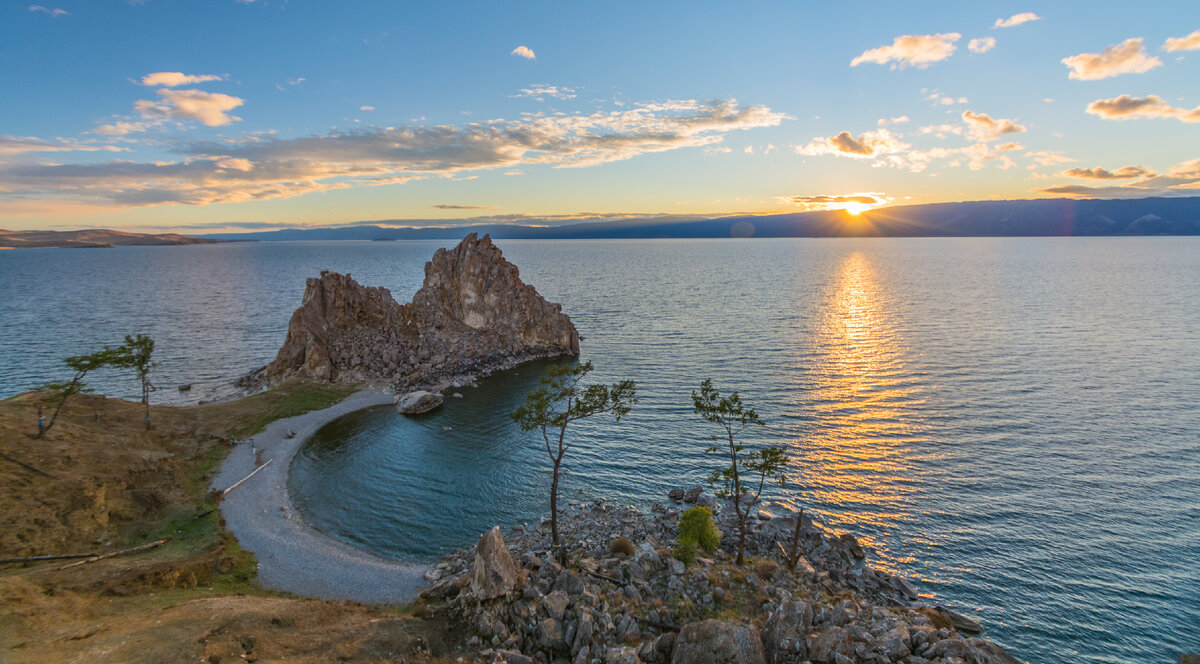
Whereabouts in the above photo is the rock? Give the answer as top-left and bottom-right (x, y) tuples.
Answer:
(395, 390), (443, 414)
(1180, 656), (1200, 664)
(543, 590), (570, 621)
(838, 533), (864, 558)
(470, 526), (522, 600)
(964, 637), (1023, 664)
(177, 383), (191, 391)
(553, 572), (586, 595)
(261, 233), (580, 386)
(682, 487), (703, 504)
(762, 600), (811, 662)
(492, 651), (534, 664)
(930, 606), (982, 633)
(537, 618), (566, 650)
(892, 575), (919, 600)
(668, 489), (684, 501)
(672, 620), (766, 664)
(606, 646), (641, 664)
(806, 627), (852, 663)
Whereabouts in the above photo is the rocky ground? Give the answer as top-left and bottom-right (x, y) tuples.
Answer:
(419, 492), (1024, 664)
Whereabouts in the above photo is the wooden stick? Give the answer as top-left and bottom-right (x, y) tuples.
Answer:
(0, 552), (95, 565)
(222, 458), (273, 495)
(58, 538), (169, 570)
(582, 569), (624, 585)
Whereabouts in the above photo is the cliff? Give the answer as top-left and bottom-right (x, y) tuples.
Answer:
(260, 233), (579, 389)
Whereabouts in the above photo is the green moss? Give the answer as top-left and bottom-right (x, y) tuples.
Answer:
(225, 383), (357, 438)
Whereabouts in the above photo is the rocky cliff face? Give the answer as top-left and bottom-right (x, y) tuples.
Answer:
(260, 233), (579, 389)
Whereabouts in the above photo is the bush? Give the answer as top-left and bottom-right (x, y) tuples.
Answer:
(610, 536), (636, 556)
(676, 506), (721, 565)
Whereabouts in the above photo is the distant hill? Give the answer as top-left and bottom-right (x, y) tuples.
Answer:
(0, 229), (219, 249)
(198, 197), (1200, 242)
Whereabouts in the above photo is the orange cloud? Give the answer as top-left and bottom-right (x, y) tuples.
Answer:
(1062, 38), (1162, 80)
(1086, 95), (1200, 123)
(850, 33), (960, 69)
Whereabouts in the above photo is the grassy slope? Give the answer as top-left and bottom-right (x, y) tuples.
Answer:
(0, 384), (460, 664)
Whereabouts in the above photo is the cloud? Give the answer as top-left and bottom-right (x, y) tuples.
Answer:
(779, 192), (889, 212)
(926, 92), (968, 106)
(1061, 165), (1152, 179)
(993, 12), (1040, 29)
(961, 110), (1026, 141)
(360, 105), (375, 111)
(139, 72), (224, 87)
(1086, 94), (1200, 122)
(432, 204), (497, 210)
(968, 37), (996, 54)
(511, 45), (536, 60)
(850, 33), (960, 69)
(1164, 30), (1200, 52)
(1035, 158), (1200, 198)
(28, 5), (68, 17)
(1, 99), (784, 212)
(796, 128), (908, 158)
(512, 85), (576, 101)
(1061, 38), (1162, 80)
(0, 136), (124, 157)
(878, 115), (910, 126)
(135, 88), (245, 126)
(1025, 150), (1075, 166)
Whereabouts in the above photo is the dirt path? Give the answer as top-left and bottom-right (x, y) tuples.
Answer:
(213, 389), (430, 603)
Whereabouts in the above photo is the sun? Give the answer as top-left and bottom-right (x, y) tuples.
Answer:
(843, 202), (870, 216)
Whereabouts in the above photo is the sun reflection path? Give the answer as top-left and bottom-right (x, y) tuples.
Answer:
(779, 251), (939, 576)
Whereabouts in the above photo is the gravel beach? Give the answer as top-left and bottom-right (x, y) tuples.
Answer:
(212, 389), (429, 604)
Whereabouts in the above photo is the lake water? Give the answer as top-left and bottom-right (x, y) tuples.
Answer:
(2, 238), (1197, 663)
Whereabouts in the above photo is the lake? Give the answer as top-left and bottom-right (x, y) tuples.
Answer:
(2, 238), (1197, 663)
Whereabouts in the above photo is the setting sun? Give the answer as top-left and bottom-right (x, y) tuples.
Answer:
(844, 202), (870, 216)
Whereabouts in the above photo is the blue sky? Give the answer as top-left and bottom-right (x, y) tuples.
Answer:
(2, 1), (1198, 231)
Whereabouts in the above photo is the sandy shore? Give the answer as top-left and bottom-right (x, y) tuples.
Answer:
(212, 389), (430, 604)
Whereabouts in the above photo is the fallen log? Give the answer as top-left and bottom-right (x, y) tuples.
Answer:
(222, 457), (273, 495)
(0, 552), (95, 565)
(57, 538), (169, 570)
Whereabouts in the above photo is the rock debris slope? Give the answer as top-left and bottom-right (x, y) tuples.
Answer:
(259, 233), (579, 389)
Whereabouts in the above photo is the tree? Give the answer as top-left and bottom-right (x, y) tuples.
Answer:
(511, 362), (637, 566)
(115, 334), (158, 430)
(693, 379), (789, 565)
(36, 346), (123, 438)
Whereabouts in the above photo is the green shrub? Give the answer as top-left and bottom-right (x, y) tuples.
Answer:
(676, 506), (721, 565)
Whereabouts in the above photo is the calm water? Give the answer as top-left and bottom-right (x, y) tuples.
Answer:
(2, 239), (1197, 663)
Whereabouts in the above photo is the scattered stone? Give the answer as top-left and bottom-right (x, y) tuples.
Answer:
(177, 383), (191, 391)
(682, 487), (703, 504)
(668, 489), (685, 502)
(395, 390), (444, 414)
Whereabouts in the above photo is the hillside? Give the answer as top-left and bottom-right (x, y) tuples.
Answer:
(0, 229), (218, 249)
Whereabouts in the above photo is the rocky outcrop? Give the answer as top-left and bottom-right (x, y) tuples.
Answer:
(395, 390), (443, 415)
(471, 526), (523, 600)
(257, 233), (579, 389)
(672, 620), (765, 664)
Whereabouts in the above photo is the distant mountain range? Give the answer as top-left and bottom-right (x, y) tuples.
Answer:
(0, 228), (217, 249)
(199, 197), (1200, 242)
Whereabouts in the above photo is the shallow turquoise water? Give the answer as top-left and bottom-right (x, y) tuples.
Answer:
(3, 238), (1198, 663)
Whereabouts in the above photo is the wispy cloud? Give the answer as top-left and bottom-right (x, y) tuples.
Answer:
(1086, 94), (1200, 122)
(1163, 30), (1200, 52)
(850, 33), (961, 69)
(1036, 158), (1200, 198)
(968, 37), (996, 54)
(139, 72), (224, 87)
(1025, 150), (1075, 166)
(432, 204), (497, 210)
(878, 116), (910, 126)
(0, 136), (125, 156)
(926, 91), (968, 106)
(512, 85), (576, 101)
(28, 5), (68, 17)
(795, 128), (908, 158)
(993, 12), (1040, 29)
(1, 99), (784, 213)
(1061, 165), (1152, 179)
(779, 192), (889, 212)
(511, 45), (536, 60)
(1062, 38), (1162, 80)
(360, 105), (375, 111)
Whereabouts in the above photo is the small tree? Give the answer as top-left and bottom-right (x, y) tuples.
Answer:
(511, 362), (637, 566)
(693, 379), (789, 565)
(36, 346), (123, 438)
(115, 334), (158, 429)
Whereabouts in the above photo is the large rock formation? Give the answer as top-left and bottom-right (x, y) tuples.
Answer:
(259, 233), (579, 388)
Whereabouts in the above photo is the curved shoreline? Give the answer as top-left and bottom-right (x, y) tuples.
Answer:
(212, 388), (430, 604)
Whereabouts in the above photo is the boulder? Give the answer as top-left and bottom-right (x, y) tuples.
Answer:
(671, 620), (765, 664)
(1179, 656), (1200, 664)
(761, 600), (811, 662)
(261, 233), (580, 386)
(470, 526), (521, 600)
(395, 390), (443, 414)
(682, 487), (703, 504)
(806, 627), (852, 663)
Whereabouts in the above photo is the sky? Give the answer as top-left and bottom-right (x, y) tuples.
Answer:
(1, 1), (1198, 232)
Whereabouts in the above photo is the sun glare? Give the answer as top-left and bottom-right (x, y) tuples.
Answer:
(844, 202), (870, 216)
